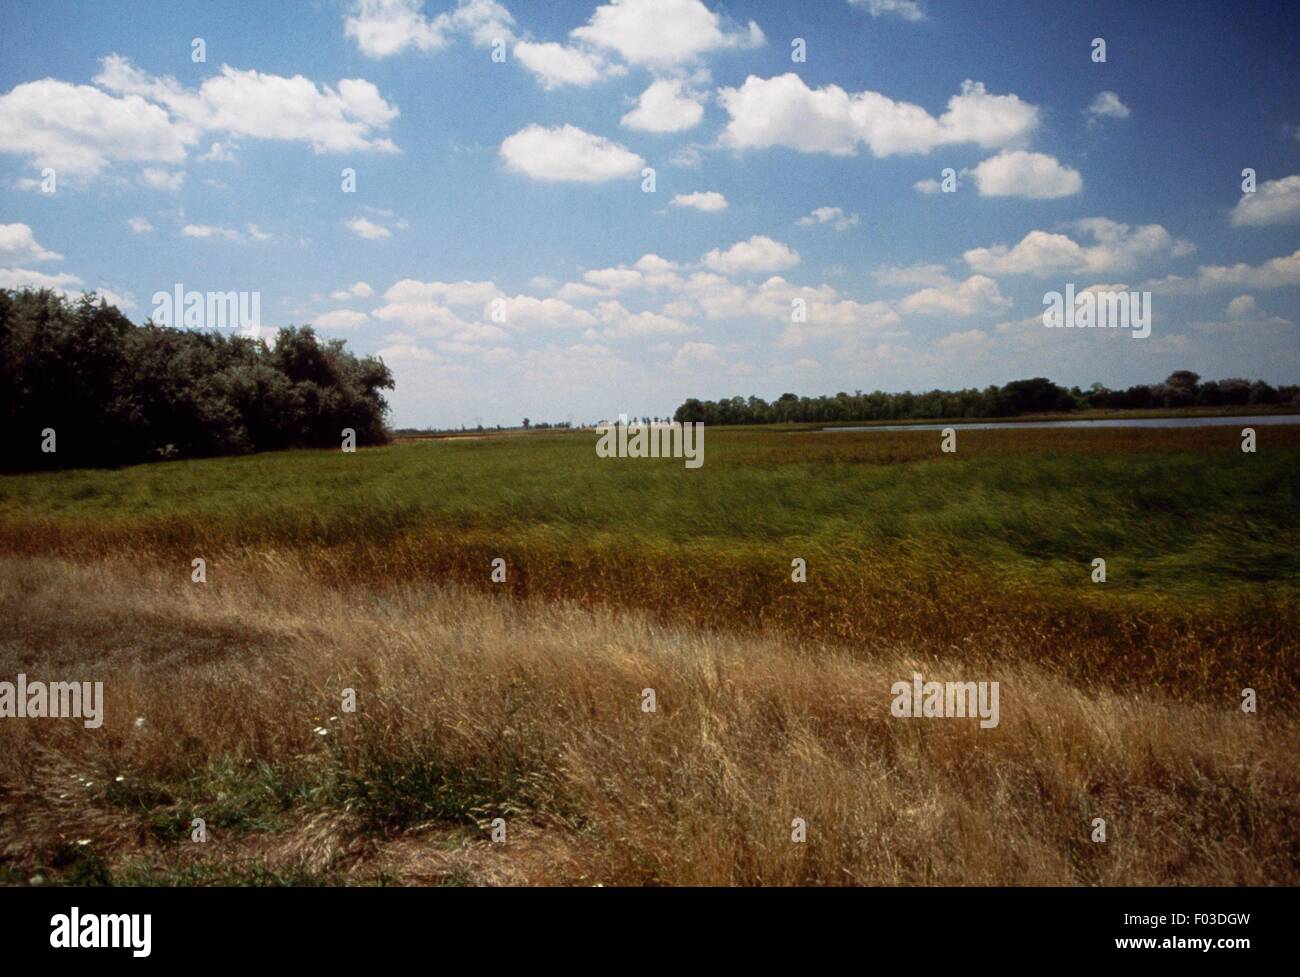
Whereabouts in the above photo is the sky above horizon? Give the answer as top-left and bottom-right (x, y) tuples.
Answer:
(2, 0), (1298, 427)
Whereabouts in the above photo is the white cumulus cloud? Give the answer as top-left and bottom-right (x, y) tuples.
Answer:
(969, 150), (1082, 199)
(500, 124), (643, 183)
(346, 217), (392, 240)
(898, 275), (1011, 317)
(345, 0), (515, 57)
(850, 0), (926, 21)
(514, 41), (623, 90)
(571, 0), (763, 68)
(0, 223), (62, 262)
(965, 218), (1193, 276)
(797, 206), (860, 230)
(0, 268), (83, 291)
(331, 281), (375, 300)
(0, 54), (401, 182)
(1147, 249), (1300, 293)
(0, 77), (190, 178)
(1230, 174), (1300, 226)
(621, 79), (705, 132)
(718, 74), (1039, 157)
(701, 235), (800, 276)
(94, 55), (400, 155)
(345, 0), (447, 57)
(1088, 91), (1130, 120)
(671, 191), (728, 212)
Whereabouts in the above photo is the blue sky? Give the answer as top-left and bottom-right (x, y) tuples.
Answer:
(1, 0), (1297, 427)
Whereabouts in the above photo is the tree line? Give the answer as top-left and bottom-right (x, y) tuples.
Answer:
(1, 289), (394, 471)
(673, 372), (1300, 426)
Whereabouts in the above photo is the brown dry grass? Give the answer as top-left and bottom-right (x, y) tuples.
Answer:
(2, 553), (1294, 886)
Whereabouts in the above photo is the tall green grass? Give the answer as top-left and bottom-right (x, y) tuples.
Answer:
(2, 426), (1297, 602)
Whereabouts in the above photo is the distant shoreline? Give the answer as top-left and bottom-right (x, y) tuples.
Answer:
(797, 404), (1300, 431)
(392, 405), (1300, 438)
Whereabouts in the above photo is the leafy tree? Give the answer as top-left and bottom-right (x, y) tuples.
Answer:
(0, 289), (394, 471)
(671, 372), (1296, 427)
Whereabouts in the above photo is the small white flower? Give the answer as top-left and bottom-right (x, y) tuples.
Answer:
(134, 717), (146, 728)
(313, 726), (329, 736)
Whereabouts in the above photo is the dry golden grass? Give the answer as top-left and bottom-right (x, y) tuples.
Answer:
(1, 553), (1294, 886)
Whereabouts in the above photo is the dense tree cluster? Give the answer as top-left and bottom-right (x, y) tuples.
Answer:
(674, 372), (1300, 426)
(1, 289), (394, 471)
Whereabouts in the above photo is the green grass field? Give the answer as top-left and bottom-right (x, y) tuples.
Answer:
(3, 424), (1297, 601)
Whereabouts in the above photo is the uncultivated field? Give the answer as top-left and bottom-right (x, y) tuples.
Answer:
(1, 424), (1297, 884)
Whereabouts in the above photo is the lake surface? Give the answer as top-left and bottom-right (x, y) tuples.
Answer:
(820, 415), (1300, 433)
